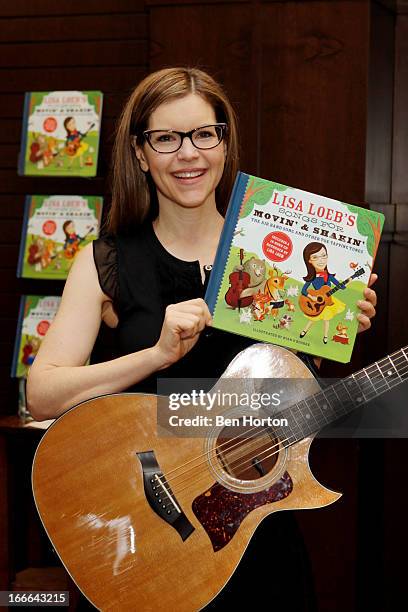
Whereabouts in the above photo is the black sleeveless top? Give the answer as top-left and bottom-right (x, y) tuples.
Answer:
(91, 222), (318, 610)
(92, 222), (319, 394)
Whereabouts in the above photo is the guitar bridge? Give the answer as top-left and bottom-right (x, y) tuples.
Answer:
(137, 451), (195, 541)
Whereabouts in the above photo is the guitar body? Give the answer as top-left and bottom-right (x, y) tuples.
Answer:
(32, 345), (341, 611)
(64, 241), (80, 259)
(299, 286), (334, 317)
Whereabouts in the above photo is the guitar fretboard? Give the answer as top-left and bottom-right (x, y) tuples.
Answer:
(278, 347), (408, 443)
(327, 268), (364, 297)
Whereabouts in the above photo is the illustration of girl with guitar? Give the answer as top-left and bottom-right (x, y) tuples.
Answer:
(62, 220), (94, 259)
(63, 116), (89, 168)
(299, 242), (346, 344)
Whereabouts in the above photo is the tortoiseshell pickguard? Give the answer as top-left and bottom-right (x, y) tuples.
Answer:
(192, 471), (293, 551)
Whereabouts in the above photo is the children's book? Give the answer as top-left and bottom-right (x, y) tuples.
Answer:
(17, 195), (103, 280)
(18, 91), (103, 177)
(205, 172), (384, 363)
(11, 296), (61, 378)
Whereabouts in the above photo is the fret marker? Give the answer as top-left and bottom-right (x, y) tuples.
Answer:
(357, 397), (362, 402)
(348, 380), (353, 386)
(306, 414), (310, 419)
(322, 404), (328, 410)
(387, 370), (393, 376)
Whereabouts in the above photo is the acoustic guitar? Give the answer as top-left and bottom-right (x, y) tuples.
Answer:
(299, 267), (365, 317)
(32, 343), (408, 611)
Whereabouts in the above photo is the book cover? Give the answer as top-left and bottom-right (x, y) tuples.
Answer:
(205, 172), (384, 363)
(11, 295), (61, 378)
(17, 195), (103, 280)
(18, 91), (103, 177)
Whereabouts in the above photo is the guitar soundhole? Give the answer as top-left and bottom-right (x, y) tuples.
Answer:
(216, 421), (279, 481)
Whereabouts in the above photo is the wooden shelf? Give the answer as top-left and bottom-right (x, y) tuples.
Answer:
(11, 566), (69, 591)
(0, 415), (53, 434)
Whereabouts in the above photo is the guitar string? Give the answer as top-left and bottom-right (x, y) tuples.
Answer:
(165, 357), (408, 503)
(155, 351), (408, 490)
(153, 353), (408, 499)
(201, 355), (408, 484)
(159, 348), (408, 487)
(167, 356), (404, 500)
(166, 436), (292, 501)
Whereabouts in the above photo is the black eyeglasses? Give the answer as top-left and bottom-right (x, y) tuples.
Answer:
(141, 123), (227, 154)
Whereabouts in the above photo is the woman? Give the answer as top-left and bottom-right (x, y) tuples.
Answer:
(27, 67), (377, 609)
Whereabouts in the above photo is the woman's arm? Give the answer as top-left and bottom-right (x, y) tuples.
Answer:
(301, 280), (312, 296)
(27, 244), (212, 420)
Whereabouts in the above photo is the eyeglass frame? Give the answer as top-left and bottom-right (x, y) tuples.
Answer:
(139, 123), (228, 154)
(310, 253), (328, 261)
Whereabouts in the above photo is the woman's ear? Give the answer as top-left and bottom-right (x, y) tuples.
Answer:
(134, 140), (149, 173)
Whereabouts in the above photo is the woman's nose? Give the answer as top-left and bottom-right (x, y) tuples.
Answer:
(177, 136), (200, 159)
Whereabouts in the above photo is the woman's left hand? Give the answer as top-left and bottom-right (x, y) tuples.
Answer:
(357, 273), (378, 333)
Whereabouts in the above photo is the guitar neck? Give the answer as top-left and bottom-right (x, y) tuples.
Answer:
(279, 347), (408, 443)
(327, 272), (359, 297)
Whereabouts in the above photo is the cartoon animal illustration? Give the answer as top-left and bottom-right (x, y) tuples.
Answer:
(332, 322), (349, 345)
(263, 265), (290, 318)
(284, 298), (295, 312)
(349, 262), (359, 270)
(29, 134), (57, 168)
(274, 314), (293, 330)
(237, 257), (267, 296)
(27, 237), (60, 271)
(251, 290), (271, 321)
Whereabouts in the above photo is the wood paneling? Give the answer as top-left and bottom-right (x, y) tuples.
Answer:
(260, 0), (369, 200)
(365, 3), (394, 205)
(0, 13), (148, 42)
(392, 16), (408, 203)
(389, 16), (408, 355)
(0, 1), (149, 419)
(0, 40), (147, 68)
(0, 67), (146, 92)
(150, 4), (258, 176)
(0, 0), (146, 17)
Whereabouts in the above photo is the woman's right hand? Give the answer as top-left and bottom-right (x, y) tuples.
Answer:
(154, 298), (212, 369)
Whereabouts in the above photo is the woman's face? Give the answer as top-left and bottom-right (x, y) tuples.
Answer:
(66, 118), (76, 132)
(135, 93), (226, 212)
(309, 246), (328, 272)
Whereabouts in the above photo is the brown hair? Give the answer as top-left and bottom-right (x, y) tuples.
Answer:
(62, 220), (74, 238)
(303, 242), (330, 282)
(106, 67), (240, 235)
(63, 117), (75, 134)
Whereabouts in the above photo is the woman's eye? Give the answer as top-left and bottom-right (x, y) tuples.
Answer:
(153, 133), (177, 143)
(195, 129), (215, 139)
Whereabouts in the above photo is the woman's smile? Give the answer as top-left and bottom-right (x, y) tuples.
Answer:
(171, 167), (208, 183)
